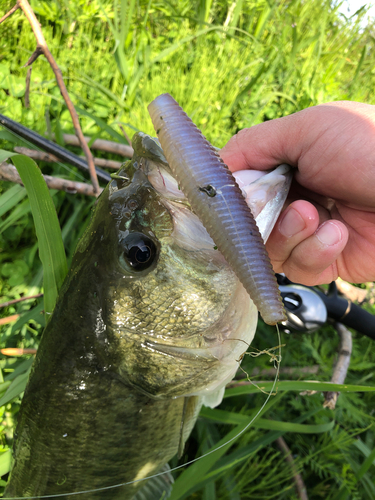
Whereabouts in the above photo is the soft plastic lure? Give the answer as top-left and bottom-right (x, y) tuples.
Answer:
(148, 93), (286, 325)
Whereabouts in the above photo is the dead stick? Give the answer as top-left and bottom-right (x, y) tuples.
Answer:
(0, 3), (19, 24)
(118, 124), (132, 148)
(57, 134), (133, 157)
(276, 437), (309, 500)
(16, 0), (100, 194)
(1, 348), (37, 356)
(24, 66), (32, 108)
(237, 365), (320, 379)
(0, 293), (43, 309)
(323, 322), (352, 410)
(14, 147), (122, 170)
(335, 278), (368, 304)
(227, 379), (277, 388)
(0, 314), (19, 326)
(0, 161), (102, 197)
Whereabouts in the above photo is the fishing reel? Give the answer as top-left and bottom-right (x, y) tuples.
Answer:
(277, 274), (375, 341)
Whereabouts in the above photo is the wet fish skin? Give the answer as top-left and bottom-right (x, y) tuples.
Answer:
(5, 134), (291, 499)
(5, 164), (194, 498)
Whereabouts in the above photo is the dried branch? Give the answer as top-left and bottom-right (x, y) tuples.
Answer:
(1, 348), (37, 356)
(0, 3), (19, 24)
(0, 293), (43, 309)
(335, 278), (368, 304)
(118, 124), (132, 148)
(14, 146), (123, 170)
(57, 134), (134, 157)
(323, 322), (352, 410)
(24, 66), (32, 108)
(227, 379), (272, 388)
(0, 161), (102, 197)
(276, 437), (309, 500)
(12, 0), (100, 194)
(25, 45), (42, 66)
(0, 314), (19, 326)
(237, 365), (320, 379)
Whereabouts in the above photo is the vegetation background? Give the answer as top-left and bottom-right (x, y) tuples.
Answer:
(0, 0), (375, 498)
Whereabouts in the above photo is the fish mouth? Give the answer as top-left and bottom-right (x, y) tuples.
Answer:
(141, 279), (258, 365)
(119, 133), (292, 400)
(142, 340), (219, 362)
(145, 158), (292, 246)
(136, 149), (292, 363)
(136, 280), (258, 401)
(134, 131), (292, 245)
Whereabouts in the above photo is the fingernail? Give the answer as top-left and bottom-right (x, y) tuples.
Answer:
(279, 208), (306, 237)
(316, 221), (342, 246)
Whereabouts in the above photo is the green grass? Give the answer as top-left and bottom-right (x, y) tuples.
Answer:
(1, 0), (375, 498)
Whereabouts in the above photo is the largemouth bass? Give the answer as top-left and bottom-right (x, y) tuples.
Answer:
(5, 133), (291, 499)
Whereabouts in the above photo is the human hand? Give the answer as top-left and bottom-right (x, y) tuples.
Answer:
(220, 101), (375, 285)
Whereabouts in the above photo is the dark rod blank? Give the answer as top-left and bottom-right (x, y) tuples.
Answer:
(0, 113), (111, 183)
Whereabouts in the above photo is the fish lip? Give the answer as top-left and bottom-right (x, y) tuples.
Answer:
(142, 340), (220, 362)
(140, 281), (257, 364)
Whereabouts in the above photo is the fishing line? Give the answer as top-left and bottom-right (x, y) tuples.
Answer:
(0, 126), (86, 181)
(4, 326), (282, 500)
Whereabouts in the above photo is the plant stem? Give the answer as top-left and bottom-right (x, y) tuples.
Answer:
(16, 0), (100, 194)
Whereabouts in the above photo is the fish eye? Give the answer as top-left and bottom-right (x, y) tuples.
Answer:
(120, 233), (157, 272)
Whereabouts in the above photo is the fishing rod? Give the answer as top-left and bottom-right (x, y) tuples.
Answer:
(277, 274), (375, 341)
(0, 113), (112, 183)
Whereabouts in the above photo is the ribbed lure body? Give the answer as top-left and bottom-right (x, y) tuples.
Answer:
(148, 93), (286, 325)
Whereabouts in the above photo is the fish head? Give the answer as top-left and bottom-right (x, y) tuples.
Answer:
(74, 132), (291, 406)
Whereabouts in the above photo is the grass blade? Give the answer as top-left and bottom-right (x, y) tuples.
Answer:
(0, 150), (68, 320)
(0, 199), (30, 235)
(0, 184), (27, 218)
(356, 445), (375, 482)
(0, 366), (32, 407)
(224, 380), (375, 398)
(200, 407), (335, 433)
(0, 450), (11, 477)
(169, 391), (286, 500)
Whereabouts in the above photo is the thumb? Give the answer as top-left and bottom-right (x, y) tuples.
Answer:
(220, 113), (302, 172)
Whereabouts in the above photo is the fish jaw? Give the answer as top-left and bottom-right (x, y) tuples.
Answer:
(233, 164), (293, 243)
(102, 135), (291, 403)
(140, 131), (292, 244)
(66, 135), (291, 403)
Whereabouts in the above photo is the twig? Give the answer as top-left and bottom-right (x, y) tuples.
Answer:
(57, 134), (134, 157)
(227, 379), (275, 388)
(0, 3), (19, 24)
(14, 147), (123, 170)
(0, 161), (102, 197)
(323, 322), (352, 410)
(0, 293), (43, 309)
(1, 348), (37, 356)
(335, 278), (368, 304)
(118, 124), (132, 148)
(237, 365), (320, 379)
(24, 66), (32, 108)
(0, 314), (19, 326)
(7, 0), (100, 194)
(276, 436), (309, 500)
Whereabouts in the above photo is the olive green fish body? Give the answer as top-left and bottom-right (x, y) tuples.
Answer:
(5, 133), (291, 499)
(5, 169), (200, 498)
